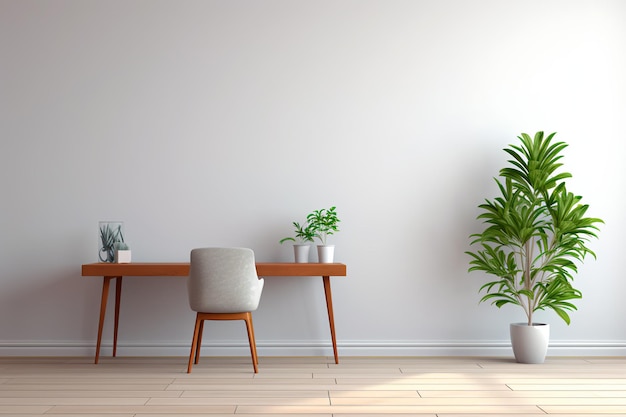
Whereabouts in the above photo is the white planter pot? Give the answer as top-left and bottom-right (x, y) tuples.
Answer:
(115, 250), (132, 264)
(293, 244), (310, 263)
(510, 323), (550, 364)
(317, 245), (335, 263)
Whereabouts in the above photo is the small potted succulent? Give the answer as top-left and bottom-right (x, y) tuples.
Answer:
(279, 221), (315, 263)
(307, 206), (340, 263)
(114, 241), (132, 264)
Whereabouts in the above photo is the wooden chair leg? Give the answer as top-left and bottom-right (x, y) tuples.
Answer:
(187, 314), (202, 373)
(195, 320), (204, 364)
(243, 312), (259, 373)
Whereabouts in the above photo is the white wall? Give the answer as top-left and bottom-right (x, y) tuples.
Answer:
(1, 0), (625, 357)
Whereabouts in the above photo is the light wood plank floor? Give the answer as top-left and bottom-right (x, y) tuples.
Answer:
(1, 356), (626, 416)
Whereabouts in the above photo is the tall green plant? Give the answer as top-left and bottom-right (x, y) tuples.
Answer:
(466, 132), (603, 326)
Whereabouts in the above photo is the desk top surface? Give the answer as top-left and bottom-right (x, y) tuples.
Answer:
(82, 262), (347, 277)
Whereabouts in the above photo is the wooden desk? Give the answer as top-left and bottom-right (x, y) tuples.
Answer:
(81, 262), (347, 364)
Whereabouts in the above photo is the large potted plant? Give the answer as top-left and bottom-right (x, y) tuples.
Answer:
(307, 206), (340, 263)
(279, 221), (316, 263)
(466, 132), (603, 363)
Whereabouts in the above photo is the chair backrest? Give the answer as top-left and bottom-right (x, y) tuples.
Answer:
(188, 247), (264, 313)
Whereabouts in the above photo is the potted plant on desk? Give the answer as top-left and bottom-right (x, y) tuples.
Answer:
(114, 241), (132, 264)
(280, 221), (316, 263)
(307, 206), (341, 263)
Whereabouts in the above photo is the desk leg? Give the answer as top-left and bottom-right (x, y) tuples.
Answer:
(322, 276), (339, 364)
(95, 276), (122, 364)
(113, 277), (123, 357)
(95, 276), (113, 364)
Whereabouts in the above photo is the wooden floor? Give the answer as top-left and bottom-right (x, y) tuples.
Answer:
(1, 356), (626, 416)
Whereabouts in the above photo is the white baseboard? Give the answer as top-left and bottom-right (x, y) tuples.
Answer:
(1, 340), (626, 357)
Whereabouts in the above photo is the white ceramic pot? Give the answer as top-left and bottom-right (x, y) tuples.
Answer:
(115, 250), (132, 264)
(510, 323), (550, 364)
(317, 245), (335, 263)
(293, 244), (310, 263)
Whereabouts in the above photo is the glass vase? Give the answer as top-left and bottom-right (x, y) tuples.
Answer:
(98, 221), (125, 263)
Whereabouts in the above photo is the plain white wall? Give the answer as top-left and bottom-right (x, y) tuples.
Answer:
(1, 0), (625, 357)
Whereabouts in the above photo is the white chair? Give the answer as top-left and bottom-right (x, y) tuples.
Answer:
(187, 247), (264, 373)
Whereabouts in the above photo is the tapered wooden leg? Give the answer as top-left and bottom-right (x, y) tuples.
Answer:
(323, 276), (339, 364)
(95, 277), (113, 364)
(187, 314), (202, 373)
(243, 312), (259, 372)
(113, 277), (122, 357)
(194, 320), (204, 364)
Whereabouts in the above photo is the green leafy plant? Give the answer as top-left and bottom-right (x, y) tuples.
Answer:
(307, 206), (340, 245)
(279, 221), (315, 244)
(99, 223), (125, 262)
(466, 132), (603, 326)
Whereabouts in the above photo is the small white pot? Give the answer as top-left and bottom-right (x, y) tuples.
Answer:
(317, 245), (335, 263)
(510, 323), (550, 364)
(293, 244), (310, 263)
(115, 250), (132, 264)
